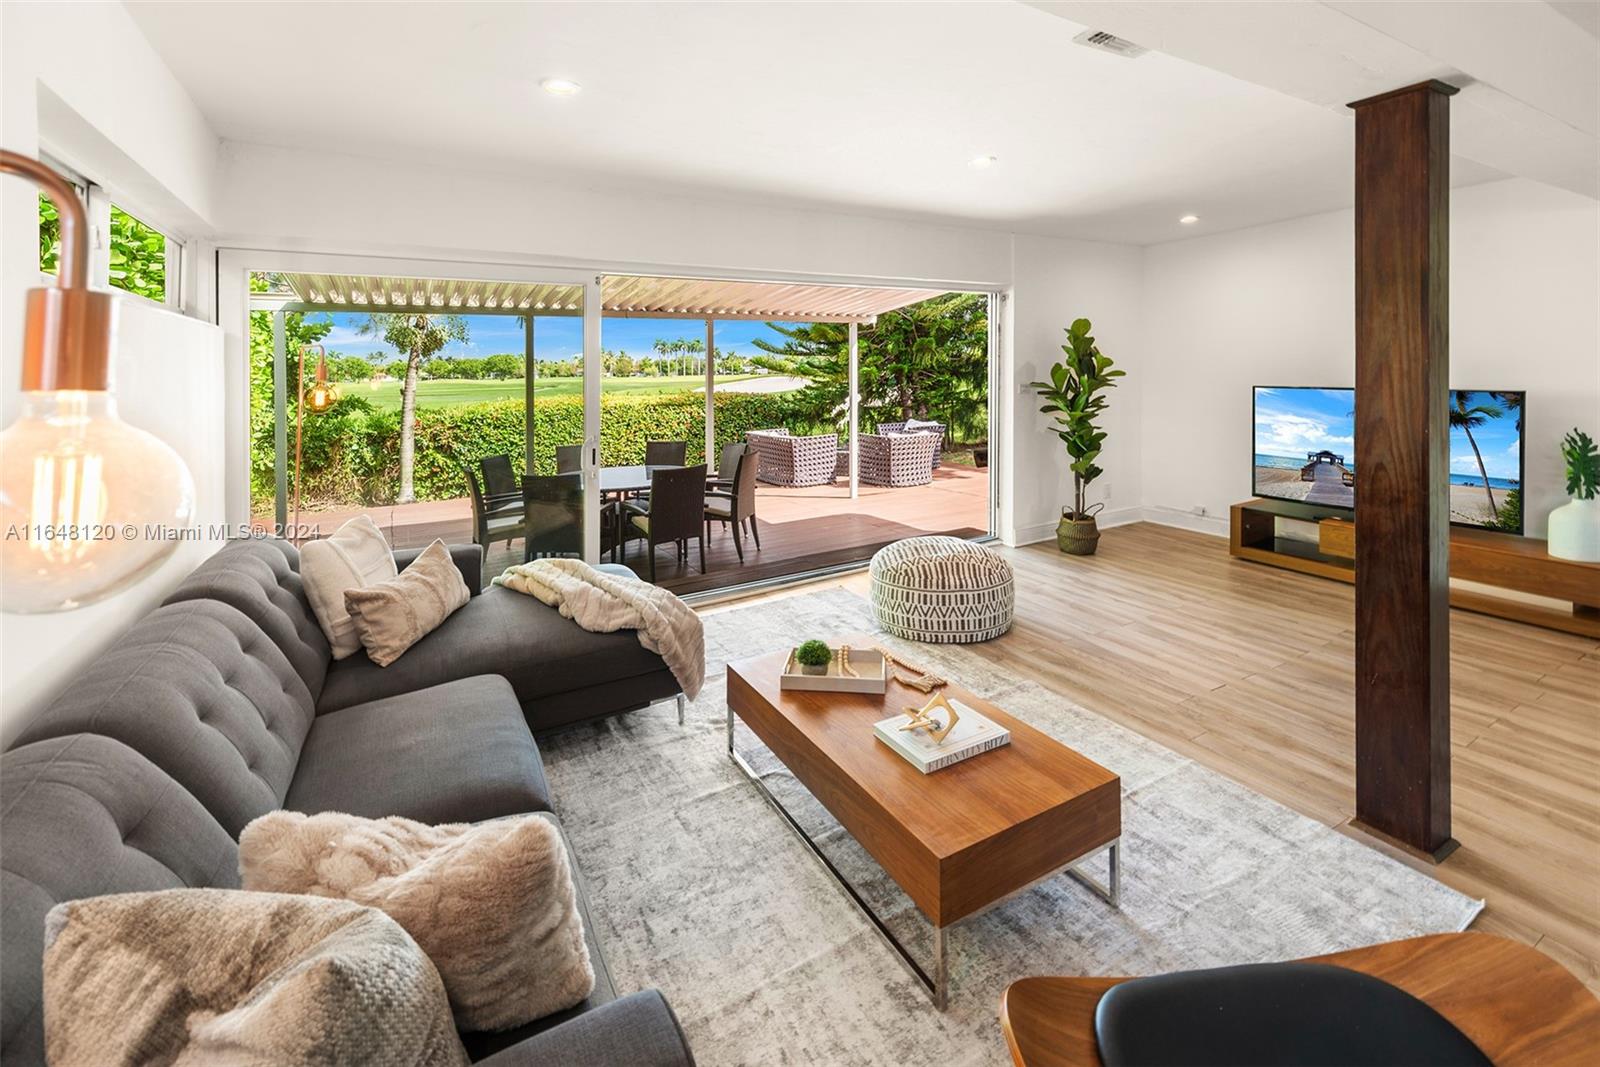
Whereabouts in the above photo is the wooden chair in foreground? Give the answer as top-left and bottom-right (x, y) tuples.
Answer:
(1000, 933), (1600, 1067)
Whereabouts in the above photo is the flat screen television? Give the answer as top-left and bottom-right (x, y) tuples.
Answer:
(1252, 386), (1525, 534)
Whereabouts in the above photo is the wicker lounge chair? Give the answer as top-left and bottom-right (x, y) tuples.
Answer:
(859, 431), (939, 487)
(745, 428), (838, 487)
(877, 419), (946, 470)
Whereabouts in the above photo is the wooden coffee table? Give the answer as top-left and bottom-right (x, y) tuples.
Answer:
(726, 636), (1122, 1009)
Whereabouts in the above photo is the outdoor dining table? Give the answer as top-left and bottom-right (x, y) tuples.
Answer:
(598, 463), (683, 497)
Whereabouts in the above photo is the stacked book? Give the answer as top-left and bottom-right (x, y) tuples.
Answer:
(873, 698), (1010, 773)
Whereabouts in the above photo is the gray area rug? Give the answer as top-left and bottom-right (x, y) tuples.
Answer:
(539, 587), (1483, 1066)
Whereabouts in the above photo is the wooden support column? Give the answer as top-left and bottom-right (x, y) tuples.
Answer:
(1348, 79), (1458, 861)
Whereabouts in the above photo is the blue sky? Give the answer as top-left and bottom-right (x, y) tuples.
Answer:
(315, 312), (798, 362)
(1255, 387), (1521, 479)
(1254, 387), (1355, 460)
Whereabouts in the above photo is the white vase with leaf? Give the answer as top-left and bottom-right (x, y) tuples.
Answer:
(1548, 428), (1600, 562)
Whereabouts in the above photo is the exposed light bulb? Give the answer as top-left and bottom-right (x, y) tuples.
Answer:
(1179, 214), (1200, 224)
(304, 381), (337, 413)
(0, 149), (195, 614)
(1, 391), (194, 613)
(540, 77), (582, 96)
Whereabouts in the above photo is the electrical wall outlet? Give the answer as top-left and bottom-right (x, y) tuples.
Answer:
(1193, 504), (1209, 517)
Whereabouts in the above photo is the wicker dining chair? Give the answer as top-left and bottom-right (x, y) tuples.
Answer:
(645, 440), (688, 466)
(705, 448), (761, 561)
(521, 474), (583, 561)
(708, 440), (747, 491)
(458, 459), (525, 550)
(621, 464), (707, 582)
(479, 454), (520, 500)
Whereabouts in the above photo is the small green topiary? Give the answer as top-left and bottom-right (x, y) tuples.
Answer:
(795, 640), (833, 667)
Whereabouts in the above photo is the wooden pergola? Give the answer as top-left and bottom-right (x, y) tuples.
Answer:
(249, 272), (945, 531)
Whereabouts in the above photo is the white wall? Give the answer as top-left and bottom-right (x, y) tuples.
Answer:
(215, 142), (1013, 289)
(1005, 234), (1145, 545)
(1139, 178), (1600, 538)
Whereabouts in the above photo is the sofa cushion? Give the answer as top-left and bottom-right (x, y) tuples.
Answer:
(163, 537), (331, 701)
(241, 810), (593, 1031)
(1, 735), (240, 1066)
(318, 586), (668, 716)
(44, 889), (467, 1067)
(13, 599), (315, 836)
(286, 675), (552, 822)
(301, 516), (400, 659)
(469, 992), (690, 1067)
(458, 813), (619, 1061)
(345, 540), (472, 667)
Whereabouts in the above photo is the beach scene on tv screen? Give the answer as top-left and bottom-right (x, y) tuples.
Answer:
(1253, 388), (1522, 530)
(1254, 388), (1358, 509)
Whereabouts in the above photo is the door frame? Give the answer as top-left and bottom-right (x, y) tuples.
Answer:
(216, 249), (604, 560)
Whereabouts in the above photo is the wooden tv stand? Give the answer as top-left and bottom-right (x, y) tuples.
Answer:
(1229, 498), (1600, 638)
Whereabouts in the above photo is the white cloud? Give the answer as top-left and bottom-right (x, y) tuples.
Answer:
(1255, 408), (1353, 458)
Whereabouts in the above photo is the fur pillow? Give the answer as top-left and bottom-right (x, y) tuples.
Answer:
(342, 539), (470, 666)
(300, 515), (397, 659)
(43, 888), (467, 1067)
(240, 811), (594, 1031)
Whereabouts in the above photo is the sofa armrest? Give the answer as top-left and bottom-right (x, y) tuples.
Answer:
(474, 991), (694, 1067)
(392, 543), (483, 596)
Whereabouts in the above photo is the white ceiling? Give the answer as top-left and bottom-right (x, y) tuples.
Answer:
(124, 0), (1592, 246)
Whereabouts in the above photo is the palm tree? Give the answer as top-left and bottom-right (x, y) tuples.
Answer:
(1450, 390), (1505, 519)
(652, 338), (675, 377)
(357, 312), (468, 503)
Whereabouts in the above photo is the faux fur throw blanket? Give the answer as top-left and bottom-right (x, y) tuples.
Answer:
(493, 558), (705, 698)
(241, 811), (594, 1032)
(44, 889), (467, 1067)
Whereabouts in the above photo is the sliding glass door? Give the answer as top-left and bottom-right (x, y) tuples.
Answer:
(219, 253), (606, 582)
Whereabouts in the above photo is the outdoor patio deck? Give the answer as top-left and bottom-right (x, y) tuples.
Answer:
(268, 465), (989, 595)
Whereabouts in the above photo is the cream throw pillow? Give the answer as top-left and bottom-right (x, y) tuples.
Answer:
(300, 515), (397, 659)
(240, 811), (595, 1032)
(342, 539), (470, 666)
(43, 888), (467, 1067)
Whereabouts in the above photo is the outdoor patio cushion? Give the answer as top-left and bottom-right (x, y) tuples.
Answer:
(316, 586), (669, 717)
(286, 675), (553, 823)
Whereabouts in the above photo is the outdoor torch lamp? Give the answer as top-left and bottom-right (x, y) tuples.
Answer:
(0, 150), (195, 613)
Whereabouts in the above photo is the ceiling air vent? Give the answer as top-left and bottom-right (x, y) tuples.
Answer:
(1072, 29), (1148, 59)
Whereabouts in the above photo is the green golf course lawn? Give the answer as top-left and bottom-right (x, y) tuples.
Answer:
(336, 374), (764, 410)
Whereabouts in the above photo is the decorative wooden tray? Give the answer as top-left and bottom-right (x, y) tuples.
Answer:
(779, 646), (888, 694)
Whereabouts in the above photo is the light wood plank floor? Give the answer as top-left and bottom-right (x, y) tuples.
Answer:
(710, 521), (1600, 989)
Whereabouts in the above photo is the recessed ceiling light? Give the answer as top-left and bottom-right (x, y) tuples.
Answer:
(1179, 214), (1200, 224)
(540, 77), (582, 97)
(969, 155), (998, 169)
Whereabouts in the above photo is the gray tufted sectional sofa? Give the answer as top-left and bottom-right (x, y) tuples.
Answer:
(0, 537), (694, 1066)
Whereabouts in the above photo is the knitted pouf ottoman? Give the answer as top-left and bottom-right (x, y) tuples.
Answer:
(869, 536), (1014, 643)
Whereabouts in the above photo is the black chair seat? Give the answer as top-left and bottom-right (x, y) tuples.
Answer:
(1094, 961), (1492, 1067)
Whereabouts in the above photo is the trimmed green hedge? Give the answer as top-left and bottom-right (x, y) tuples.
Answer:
(268, 392), (797, 509)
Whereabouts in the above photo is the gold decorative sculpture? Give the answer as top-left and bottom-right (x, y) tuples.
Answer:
(899, 691), (960, 744)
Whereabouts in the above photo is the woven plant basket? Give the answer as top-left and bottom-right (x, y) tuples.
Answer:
(1056, 513), (1101, 556)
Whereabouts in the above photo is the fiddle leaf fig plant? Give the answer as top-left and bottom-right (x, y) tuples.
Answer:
(1029, 318), (1124, 519)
